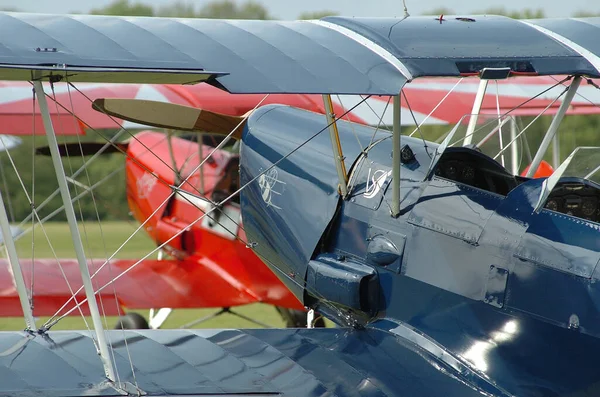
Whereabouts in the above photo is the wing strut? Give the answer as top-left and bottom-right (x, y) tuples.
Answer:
(322, 94), (349, 196)
(391, 94), (401, 217)
(0, 190), (36, 331)
(33, 81), (117, 382)
(527, 76), (582, 178)
(464, 80), (489, 146)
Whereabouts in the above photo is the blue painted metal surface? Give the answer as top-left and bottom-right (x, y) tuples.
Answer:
(325, 15), (599, 77)
(0, 328), (492, 397)
(236, 104), (600, 396)
(239, 105), (382, 297)
(0, 13), (600, 89)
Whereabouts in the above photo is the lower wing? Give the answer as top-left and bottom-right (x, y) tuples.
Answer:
(0, 326), (490, 397)
(0, 256), (302, 317)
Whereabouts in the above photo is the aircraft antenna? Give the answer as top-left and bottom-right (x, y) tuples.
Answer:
(32, 81), (117, 382)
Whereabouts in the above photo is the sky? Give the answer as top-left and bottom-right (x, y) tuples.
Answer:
(0, 0), (598, 18)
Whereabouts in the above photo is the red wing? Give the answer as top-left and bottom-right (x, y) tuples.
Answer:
(0, 256), (298, 317)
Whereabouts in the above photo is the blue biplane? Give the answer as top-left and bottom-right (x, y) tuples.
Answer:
(0, 11), (599, 397)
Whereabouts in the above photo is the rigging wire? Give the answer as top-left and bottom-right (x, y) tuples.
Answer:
(43, 82), (106, 353)
(408, 77), (464, 137)
(0, 131), (94, 332)
(68, 82), (220, 199)
(29, 86), (36, 310)
(44, 95), (373, 328)
(40, 83), (248, 241)
(448, 76), (572, 149)
(493, 92), (566, 160)
(335, 94), (366, 151)
(66, 82), (132, 388)
(401, 90), (432, 158)
(347, 97), (392, 194)
(43, 92), (274, 327)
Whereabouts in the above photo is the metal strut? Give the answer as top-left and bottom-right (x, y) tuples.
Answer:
(33, 81), (116, 382)
(0, 189), (36, 331)
(527, 76), (582, 178)
(464, 80), (489, 146)
(391, 94), (401, 217)
(322, 94), (349, 197)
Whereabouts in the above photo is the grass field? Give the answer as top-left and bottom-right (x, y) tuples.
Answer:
(1, 221), (291, 331)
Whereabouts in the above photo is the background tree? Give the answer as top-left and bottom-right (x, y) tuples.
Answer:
(298, 11), (339, 20)
(474, 7), (545, 19)
(421, 7), (454, 16)
(572, 11), (600, 17)
(157, 1), (197, 17)
(196, 1), (270, 19)
(90, 0), (154, 16)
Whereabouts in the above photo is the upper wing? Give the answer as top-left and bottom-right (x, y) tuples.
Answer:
(0, 13), (599, 93)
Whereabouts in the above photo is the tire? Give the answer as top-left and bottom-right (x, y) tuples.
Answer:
(114, 312), (150, 329)
(275, 307), (326, 328)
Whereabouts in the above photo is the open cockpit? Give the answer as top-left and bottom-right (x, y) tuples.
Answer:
(424, 113), (600, 225)
(534, 147), (600, 223)
(433, 147), (519, 196)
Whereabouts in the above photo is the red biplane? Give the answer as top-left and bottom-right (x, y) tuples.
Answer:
(0, 81), (365, 328)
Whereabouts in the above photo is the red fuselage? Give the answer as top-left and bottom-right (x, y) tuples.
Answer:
(125, 131), (304, 311)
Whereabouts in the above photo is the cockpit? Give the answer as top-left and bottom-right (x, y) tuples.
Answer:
(535, 147), (600, 223)
(427, 114), (600, 224)
(543, 178), (600, 223)
(433, 147), (519, 196)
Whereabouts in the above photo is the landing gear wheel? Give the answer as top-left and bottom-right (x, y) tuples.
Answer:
(114, 312), (150, 329)
(275, 307), (326, 328)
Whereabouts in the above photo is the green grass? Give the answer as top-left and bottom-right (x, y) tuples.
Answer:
(2, 221), (290, 331)
(14, 221), (156, 259)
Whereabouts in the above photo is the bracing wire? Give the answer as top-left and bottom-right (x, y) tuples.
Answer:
(346, 97), (392, 193)
(408, 77), (464, 137)
(0, 134), (94, 333)
(36, 82), (248, 240)
(448, 77), (572, 149)
(44, 95), (374, 328)
(29, 86), (36, 309)
(335, 94), (366, 151)
(43, 91), (274, 328)
(401, 90), (432, 158)
(63, 81), (131, 387)
(493, 94), (566, 161)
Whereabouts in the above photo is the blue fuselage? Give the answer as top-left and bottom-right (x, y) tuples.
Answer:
(240, 105), (600, 396)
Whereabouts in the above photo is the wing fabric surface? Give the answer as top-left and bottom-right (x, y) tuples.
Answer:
(0, 257), (301, 316)
(0, 13), (600, 93)
(0, 327), (493, 397)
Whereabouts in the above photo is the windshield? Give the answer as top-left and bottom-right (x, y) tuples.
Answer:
(534, 147), (600, 212)
(425, 113), (523, 180)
